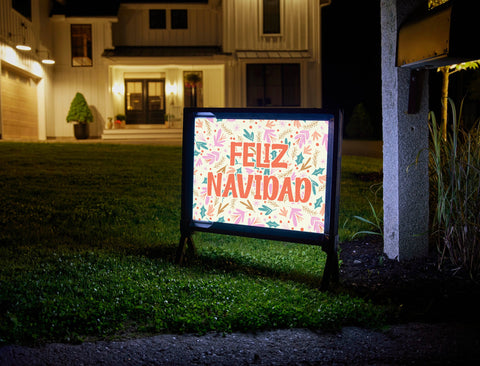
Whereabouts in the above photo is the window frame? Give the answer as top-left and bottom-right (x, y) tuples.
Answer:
(70, 24), (93, 67)
(259, 0), (284, 37)
(149, 9), (167, 29)
(171, 9), (188, 30)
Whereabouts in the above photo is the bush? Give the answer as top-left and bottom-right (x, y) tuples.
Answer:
(429, 99), (480, 278)
(66, 93), (93, 124)
(344, 103), (375, 140)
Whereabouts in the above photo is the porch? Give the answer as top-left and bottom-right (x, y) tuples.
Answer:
(101, 125), (182, 145)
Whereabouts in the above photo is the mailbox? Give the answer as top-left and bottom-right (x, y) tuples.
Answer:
(397, 1), (480, 68)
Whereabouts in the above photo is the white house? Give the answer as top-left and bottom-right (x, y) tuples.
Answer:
(0, 0), (330, 141)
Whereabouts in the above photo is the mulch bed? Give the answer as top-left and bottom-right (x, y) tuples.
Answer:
(338, 236), (480, 324)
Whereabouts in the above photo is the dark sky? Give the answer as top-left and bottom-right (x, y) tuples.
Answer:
(322, 0), (382, 138)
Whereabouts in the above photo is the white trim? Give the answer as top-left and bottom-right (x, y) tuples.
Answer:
(258, 0), (284, 38)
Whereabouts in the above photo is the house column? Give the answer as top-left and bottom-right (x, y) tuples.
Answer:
(381, 0), (429, 260)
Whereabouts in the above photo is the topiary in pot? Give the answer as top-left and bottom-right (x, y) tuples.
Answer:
(66, 92), (93, 139)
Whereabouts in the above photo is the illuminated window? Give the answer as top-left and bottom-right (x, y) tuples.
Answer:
(263, 0), (281, 34)
(71, 24), (92, 67)
(12, 0), (31, 20)
(247, 64), (300, 107)
(171, 9), (188, 29)
(150, 10), (166, 29)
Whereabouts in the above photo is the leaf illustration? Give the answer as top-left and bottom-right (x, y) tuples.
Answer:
(263, 129), (276, 143)
(196, 141), (208, 150)
(243, 129), (254, 141)
(294, 130), (309, 148)
(214, 129), (226, 147)
(311, 180), (319, 195)
(258, 205), (273, 215)
(217, 203), (229, 215)
(296, 153), (304, 166)
(203, 151), (220, 164)
(314, 197), (323, 209)
(266, 221), (280, 228)
(310, 216), (324, 233)
(313, 167), (325, 176)
(233, 209), (246, 224)
(207, 205), (215, 217)
(300, 157), (312, 171)
(240, 200), (255, 211)
(289, 208), (303, 226)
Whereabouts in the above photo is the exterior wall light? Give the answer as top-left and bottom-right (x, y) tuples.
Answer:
(10, 23), (32, 51)
(37, 50), (55, 65)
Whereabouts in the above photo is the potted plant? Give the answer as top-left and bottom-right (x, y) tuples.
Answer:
(115, 114), (126, 128)
(66, 92), (93, 139)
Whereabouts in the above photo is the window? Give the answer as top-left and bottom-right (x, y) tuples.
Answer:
(149, 9), (166, 29)
(263, 0), (281, 34)
(247, 64), (300, 107)
(71, 25), (92, 67)
(171, 9), (188, 29)
(12, 0), (31, 20)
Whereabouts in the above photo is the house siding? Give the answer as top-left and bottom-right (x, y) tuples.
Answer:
(0, 0), (54, 140)
(113, 4), (221, 47)
(1, 0), (326, 140)
(51, 19), (114, 138)
(223, 0), (311, 52)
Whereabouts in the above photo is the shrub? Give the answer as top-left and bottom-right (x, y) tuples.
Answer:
(344, 102), (374, 140)
(66, 93), (93, 124)
(429, 99), (480, 278)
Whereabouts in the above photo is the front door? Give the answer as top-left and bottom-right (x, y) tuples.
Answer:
(125, 79), (166, 124)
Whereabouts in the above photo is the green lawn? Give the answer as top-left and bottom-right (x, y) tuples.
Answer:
(0, 142), (383, 345)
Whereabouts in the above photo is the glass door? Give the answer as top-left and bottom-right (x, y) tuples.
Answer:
(125, 79), (165, 124)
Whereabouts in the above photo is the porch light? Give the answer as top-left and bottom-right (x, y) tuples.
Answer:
(112, 83), (124, 95)
(16, 41), (31, 51)
(10, 23), (31, 52)
(166, 82), (177, 95)
(37, 50), (55, 64)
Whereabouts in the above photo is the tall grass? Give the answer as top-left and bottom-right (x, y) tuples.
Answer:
(429, 100), (480, 278)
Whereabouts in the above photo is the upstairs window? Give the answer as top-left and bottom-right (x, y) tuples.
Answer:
(171, 9), (188, 29)
(262, 0), (281, 35)
(71, 24), (92, 67)
(12, 0), (31, 20)
(149, 9), (166, 29)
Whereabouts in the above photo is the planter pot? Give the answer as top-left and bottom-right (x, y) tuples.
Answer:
(74, 123), (89, 140)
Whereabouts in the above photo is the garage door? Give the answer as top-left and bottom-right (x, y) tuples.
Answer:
(1, 65), (38, 140)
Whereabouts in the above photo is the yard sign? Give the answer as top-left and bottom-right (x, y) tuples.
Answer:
(178, 108), (342, 288)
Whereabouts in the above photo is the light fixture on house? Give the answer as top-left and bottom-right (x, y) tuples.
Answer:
(37, 50), (55, 65)
(10, 22), (32, 51)
(16, 41), (31, 51)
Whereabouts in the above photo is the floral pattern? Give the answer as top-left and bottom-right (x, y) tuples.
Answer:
(192, 117), (330, 233)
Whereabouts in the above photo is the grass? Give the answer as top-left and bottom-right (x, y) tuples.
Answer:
(0, 142), (383, 345)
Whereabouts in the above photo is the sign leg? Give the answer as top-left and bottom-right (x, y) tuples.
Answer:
(320, 243), (339, 291)
(176, 235), (196, 264)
